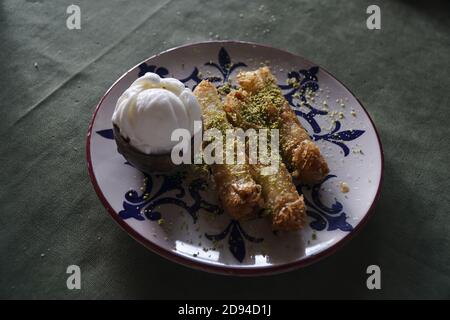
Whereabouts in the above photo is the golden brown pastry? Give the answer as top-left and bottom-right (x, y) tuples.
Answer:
(249, 161), (306, 231)
(193, 80), (263, 220)
(223, 88), (306, 231)
(225, 67), (329, 184)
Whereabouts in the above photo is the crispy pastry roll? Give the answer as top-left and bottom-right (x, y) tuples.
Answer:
(226, 67), (329, 184)
(193, 80), (263, 220)
(223, 93), (306, 231)
(250, 161), (306, 231)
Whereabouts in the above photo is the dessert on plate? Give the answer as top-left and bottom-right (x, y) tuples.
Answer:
(112, 68), (329, 231)
(193, 80), (264, 221)
(225, 67), (329, 184)
(112, 72), (201, 173)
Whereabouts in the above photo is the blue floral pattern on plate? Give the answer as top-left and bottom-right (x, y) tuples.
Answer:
(297, 175), (353, 232)
(205, 220), (263, 263)
(96, 47), (364, 262)
(118, 171), (221, 222)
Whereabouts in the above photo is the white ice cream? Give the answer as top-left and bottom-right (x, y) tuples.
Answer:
(112, 72), (201, 154)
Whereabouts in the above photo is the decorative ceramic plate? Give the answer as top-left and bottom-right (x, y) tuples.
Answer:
(86, 41), (383, 275)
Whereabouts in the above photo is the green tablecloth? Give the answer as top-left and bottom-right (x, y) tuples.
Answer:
(1, 0), (449, 299)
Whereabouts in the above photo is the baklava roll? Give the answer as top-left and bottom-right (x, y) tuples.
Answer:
(193, 81), (263, 220)
(250, 161), (306, 231)
(227, 67), (329, 184)
(223, 90), (306, 231)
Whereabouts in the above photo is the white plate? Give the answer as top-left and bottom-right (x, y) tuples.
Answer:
(86, 41), (383, 275)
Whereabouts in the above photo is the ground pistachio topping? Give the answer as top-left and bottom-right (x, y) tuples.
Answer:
(239, 82), (285, 129)
(217, 82), (232, 96)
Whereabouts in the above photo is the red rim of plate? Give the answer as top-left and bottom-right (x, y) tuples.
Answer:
(86, 40), (384, 276)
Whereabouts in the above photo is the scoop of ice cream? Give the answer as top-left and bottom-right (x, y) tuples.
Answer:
(112, 72), (201, 154)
